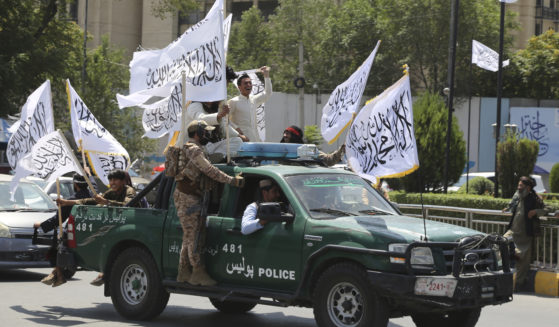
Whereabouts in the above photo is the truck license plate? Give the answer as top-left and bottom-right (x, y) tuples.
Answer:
(414, 277), (457, 297)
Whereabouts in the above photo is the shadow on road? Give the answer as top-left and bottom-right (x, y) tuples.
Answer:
(0, 269), (50, 282)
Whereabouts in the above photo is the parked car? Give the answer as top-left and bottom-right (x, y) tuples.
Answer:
(448, 172), (545, 193)
(0, 174), (57, 269)
(43, 176), (75, 199)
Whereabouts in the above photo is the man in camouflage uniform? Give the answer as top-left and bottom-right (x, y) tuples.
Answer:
(172, 120), (244, 286)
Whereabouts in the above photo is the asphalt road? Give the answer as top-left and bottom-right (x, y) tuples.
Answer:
(1, 268), (557, 327)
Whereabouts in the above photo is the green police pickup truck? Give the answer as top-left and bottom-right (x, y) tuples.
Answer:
(66, 144), (513, 327)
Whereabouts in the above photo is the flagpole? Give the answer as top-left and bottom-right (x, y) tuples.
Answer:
(494, 1), (506, 198)
(179, 71), (187, 146)
(443, 0), (460, 193)
(467, 59), (472, 194)
(56, 178), (63, 240)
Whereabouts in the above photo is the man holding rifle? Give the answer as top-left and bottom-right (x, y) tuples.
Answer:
(170, 120), (244, 286)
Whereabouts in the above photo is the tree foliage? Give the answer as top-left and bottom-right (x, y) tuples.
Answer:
(506, 30), (559, 99)
(550, 163), (559, 193)
(458, 176), (494, 195)
(0, 0), (83, 116)
(227, 0), (513, 99)
(303, 125), (323, 147)
(150, 0), (199, 20)
(497, 130), (539, 198)
(1, 2), (154, 162)
(401, 92), (466, 192)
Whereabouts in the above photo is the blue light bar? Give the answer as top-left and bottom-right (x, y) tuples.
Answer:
(235, 143), (319, 160)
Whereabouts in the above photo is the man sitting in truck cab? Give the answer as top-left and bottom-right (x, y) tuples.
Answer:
(241, 179), (281, 235)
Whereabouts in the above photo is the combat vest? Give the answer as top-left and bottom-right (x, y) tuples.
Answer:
(166, 143), (217, 195)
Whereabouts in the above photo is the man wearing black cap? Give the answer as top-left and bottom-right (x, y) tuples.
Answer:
(33, 173), (96, 287)
(172, 120), (244, 286)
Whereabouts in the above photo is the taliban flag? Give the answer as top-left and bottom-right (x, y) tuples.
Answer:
(321, 41), (381, 144)
(472, 40), (509, 72)
(10, 130), (82, 201)
(66, 80), (130, 186)
(7, 80), (55, 170)
(345, 73), (419, 185)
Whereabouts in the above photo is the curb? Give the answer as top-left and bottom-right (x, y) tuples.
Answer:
(516, 270), (559, 296)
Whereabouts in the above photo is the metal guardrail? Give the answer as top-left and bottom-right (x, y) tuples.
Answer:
(398, 203), (559, 272)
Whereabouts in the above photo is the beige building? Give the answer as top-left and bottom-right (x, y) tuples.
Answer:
(72, 0), (278, 58)
(508, 0), (559, 49)
(72, 0), (557, 57)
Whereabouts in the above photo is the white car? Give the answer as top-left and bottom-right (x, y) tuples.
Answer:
(0, 174), (58, 268)
(448, 172), (546, 193)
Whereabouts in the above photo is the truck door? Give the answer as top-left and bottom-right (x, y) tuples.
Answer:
(205, 175), (304, 292)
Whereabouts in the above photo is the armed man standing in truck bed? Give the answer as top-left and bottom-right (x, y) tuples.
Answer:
(167, 120), (244, 286)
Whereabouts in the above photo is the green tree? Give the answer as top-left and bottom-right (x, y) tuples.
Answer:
(376, 0), (515, 97)
(0, 0), (83, 116)
(458, 176), (494, 195)
(303, 125), (323, 147)
(506, 30), (559, 99)
(550, 163), (559, 193)
(150, 0), (199, 20)
(497, 130), (539, 198)
(401, 92), (466, 192)
(227, 6), (272, 71)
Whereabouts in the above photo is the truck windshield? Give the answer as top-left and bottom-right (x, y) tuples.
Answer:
(285, 174), (397, 219)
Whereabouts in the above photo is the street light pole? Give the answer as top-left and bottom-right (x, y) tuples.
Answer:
(494, 1), (506, 198)
(444, 0), (460, 193)
(81, 0), (89, 96)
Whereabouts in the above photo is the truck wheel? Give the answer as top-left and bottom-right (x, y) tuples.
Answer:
(411, 307), (481, 327)
(109, 247), (170, 320)
(209, 298), (257, 313)
(313, 263), (388, 327)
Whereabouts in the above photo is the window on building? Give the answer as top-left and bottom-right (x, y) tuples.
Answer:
(536, 22), (543, 35)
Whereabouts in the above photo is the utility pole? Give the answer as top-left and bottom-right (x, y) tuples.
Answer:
(81, 0), (89, 96)
(494, 1), (506, 198)
(443, 0), (459, 193)
(298, 40), (305, 127)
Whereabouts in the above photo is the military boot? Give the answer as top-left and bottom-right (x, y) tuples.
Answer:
(188, 265), (216, 286)
(177, 264), (192, 283)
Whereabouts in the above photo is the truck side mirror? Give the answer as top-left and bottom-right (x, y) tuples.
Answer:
(257, 202), (294, 224)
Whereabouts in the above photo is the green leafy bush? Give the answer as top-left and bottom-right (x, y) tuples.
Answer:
(400, 92), (466, 192)
(497, 131), (539, 198)
(459, 177), (494, 195)
(550, 163), (559, 193)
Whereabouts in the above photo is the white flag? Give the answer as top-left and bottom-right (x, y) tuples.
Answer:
(67, 80), (130, 185)
(127, 0), (225, 101)
(321, 41), (381, 144)
(223, 13), (233, 57)
(140, 83), (182, 138)
(472, 40), (509, 72)
(7, 80), (54, 169)
(234, 69), (266, 141)
(346, 74), (419, 185)
(10, 130), (81, 200)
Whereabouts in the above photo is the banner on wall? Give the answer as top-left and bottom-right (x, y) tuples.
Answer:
(510, 107), (559, 173)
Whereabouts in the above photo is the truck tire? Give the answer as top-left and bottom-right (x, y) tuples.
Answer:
(209, 298), (257, 313)
(313, 263), (389, 327)
(109, 247), (170, 320)
(411, 307), (481, 327)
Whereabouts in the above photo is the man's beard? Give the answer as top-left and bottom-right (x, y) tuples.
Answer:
(519, 188), (529, 198)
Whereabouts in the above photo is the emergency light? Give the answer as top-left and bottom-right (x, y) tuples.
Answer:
(235, 143), (319, 160)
